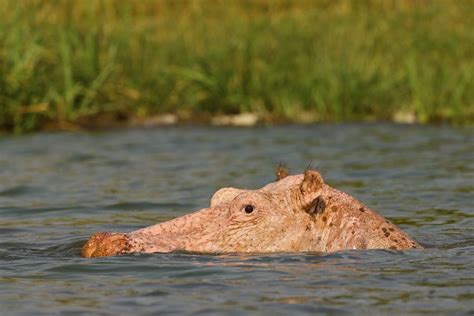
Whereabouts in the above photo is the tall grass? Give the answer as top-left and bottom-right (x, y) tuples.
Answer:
(0, 0), (473, 132)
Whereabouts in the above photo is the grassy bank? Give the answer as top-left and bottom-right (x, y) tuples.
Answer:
(1, 0), (473, 132)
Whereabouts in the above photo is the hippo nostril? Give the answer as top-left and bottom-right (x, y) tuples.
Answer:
(244, 205), (254, 214)
(82, 232), (130, 258)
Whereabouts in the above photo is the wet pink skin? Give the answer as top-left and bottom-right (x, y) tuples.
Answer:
(82, 170), (422, 258)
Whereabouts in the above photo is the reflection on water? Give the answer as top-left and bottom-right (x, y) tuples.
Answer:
(0, 124), (473, 315)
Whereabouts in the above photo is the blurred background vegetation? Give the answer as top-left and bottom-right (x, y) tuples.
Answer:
(0, 0), (473, 133)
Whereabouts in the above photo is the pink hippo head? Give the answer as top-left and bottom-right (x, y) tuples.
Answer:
(82, 168), (422, 258)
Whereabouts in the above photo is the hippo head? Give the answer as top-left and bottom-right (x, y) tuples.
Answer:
(82, 168), (421, 257)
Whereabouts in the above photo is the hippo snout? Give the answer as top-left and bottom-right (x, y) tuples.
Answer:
(82, 232), (131, 258)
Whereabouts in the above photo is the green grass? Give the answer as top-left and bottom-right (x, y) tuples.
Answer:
(1, 0), (473, 132)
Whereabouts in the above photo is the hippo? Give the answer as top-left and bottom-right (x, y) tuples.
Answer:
(82, 167), (422, 258)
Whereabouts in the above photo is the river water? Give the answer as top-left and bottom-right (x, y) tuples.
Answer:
(0, 124), (473, 315)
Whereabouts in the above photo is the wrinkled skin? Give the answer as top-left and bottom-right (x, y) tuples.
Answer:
(82, 169), (422, 258)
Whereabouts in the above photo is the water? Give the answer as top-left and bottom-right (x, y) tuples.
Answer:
(0, 124), (473, 315)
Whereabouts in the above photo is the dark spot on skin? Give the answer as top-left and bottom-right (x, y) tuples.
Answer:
(389, 246), (397, 250)
(124, 240), (132, 252)
(331, 205), (338, 212)
(385, 220), (390, 224)
(402, 237), (407, 241)
(359, 207), (365, 212)
(384, 232), (390, 237)
(306, 224), (311, 231)
(382, 227), (388, 233)
(317, 237), (321, 241)
(351, 231), (355, 234)
(393, 239), (398, 243)
(389, 228), (395, 232)
(329, 222), (333, 227)
(322, 216), (327, 222)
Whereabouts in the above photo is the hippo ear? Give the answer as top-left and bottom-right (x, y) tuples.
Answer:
(299, 169), (325, 212)
(275, 163), (289, 181)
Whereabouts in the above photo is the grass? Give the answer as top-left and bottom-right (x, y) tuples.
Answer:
(0, 0), (473, 133)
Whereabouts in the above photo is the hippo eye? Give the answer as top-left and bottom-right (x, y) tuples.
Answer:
(244, 205), (254, 214)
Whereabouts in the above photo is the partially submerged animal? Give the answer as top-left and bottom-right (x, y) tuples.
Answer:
(82, 168), (422, 258)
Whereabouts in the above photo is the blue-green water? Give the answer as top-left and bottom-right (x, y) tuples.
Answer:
(1, 124), (473, 315)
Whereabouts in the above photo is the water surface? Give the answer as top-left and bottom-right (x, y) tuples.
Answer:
(1, 124), (473, 315)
